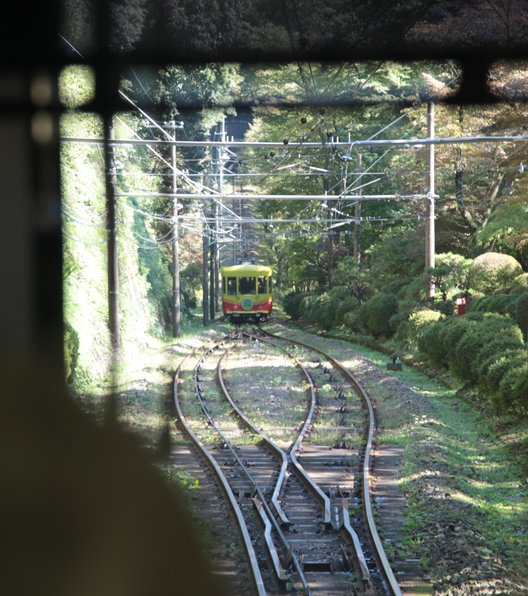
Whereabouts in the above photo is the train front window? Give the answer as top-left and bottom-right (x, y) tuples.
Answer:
(227, 277), (237, 295)
(239, 277), (256, 294)
(257, 277), (268, 294)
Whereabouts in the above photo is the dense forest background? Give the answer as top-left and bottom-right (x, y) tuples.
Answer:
(60, 1), (528, 415)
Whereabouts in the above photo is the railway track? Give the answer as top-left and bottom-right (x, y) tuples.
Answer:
(173, 328), (408, 595)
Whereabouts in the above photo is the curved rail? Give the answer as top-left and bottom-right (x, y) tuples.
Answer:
(261, 329), (403, 596)
(217, 352), (290, 527)
(215, 351), (310, 593)
(173, 339), (267, 596)
(244, 332), (333, 526)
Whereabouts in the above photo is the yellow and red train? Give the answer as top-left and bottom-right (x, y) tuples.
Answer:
(220, 264), (273, 324)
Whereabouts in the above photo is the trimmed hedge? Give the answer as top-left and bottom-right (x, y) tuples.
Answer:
(417, 311), (527, 415)
(407, 308), (444, 345)
(357, 293), (399, 338)
(283, 291), (307, 320)
(497, 363), (528, 413)
(470, 292), (528, 341)
(468, 252), (523, 293)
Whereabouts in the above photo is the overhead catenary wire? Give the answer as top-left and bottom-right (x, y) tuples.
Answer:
(60, 32), (525, 256)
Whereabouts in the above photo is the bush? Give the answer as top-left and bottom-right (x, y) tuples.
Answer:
(436, 299), (455, 315)
(470, 294), (518, 315)
(343, 310), (360, 331)
(486, 352), (526, 409)
(470, 294), (528, 339)
(389, 312), (408, 339)
(417, 322), (445, 365)
(515, 294), (528, 341)
(417, 312), (483, 369)
(476, 337), (526, 384)
(299, 294), (318, 320)
(496, 361), (528, 412)
(407, 309), (444, 345)
(315, 293), (336, 330)
(399, 276), (428, 302)
(283, 291), (307, 320)
(468, 252), (523, 293)
(451, 313), (523, 383)
(443, 316), (478, 371)
(334, 296), (358, 326)
(357, 292), (399, 338)
(510, 273), (528, 293)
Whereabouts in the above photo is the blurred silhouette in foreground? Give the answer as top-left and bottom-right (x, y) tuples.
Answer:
(0, 357), (228, 596)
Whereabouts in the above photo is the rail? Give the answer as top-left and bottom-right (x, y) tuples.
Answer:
(173, 338), (266, 596)
(261, 329), (403, 596)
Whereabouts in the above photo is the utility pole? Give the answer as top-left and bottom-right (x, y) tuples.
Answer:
(202, 164), (210, 327)
(202, 215), (210, 327)
(105, 120), (120, 351)
(426, 102), (436, 301)
(354, 153), (362, 264)
(210, 118), (225, 319)
(215, 117), (225, 310)
(167, 120), (184, 337)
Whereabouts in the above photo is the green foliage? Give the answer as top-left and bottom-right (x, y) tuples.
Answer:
(407, 309), (444, 345)
(436, 299), (455, 315)
(133, 203), (173, 333)
(476, 193), (528, 269)
(417, 314), (476, 367)
(335, 296), (359, 327)
(343, 310), (360, 331)
(515, 294), (528, 340)
(468, 252), (523, 293)
(476, 338), (526, 387)
(153, 64), (243, 129)
(313, 293), (336, 330)
(417, 323), (444, 365)
(451, 314), (523, 383)
(496, 360), (528, 413)
(332, 257), (373, 305)
(486, 352), (527, 397)
(182, 263), (203, 300)
(389, 312), (409, 341)
(510, 273), (528, 293)
(366, 225), (425, 287)
(283, 291), (307, 320)
(470, 293), (528, 341)
(430, 252), (473, 300)
(59, 66), (95, 108)
(416, 309), (526, 415)
(398, 275), (428, 303)
(357, 292), (399, 338)
(64, 321), (80, 385)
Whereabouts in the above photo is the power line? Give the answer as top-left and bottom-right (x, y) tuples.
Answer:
(62, 133), (528, 149)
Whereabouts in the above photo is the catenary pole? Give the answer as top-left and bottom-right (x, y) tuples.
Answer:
(354, 153), (362, 264)
(169, 121), (184, 337)
(105, 120), (120, 351)
(426, 102), (436, 300)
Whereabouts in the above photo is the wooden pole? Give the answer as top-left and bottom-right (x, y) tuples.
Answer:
(426, 102), (436, 301)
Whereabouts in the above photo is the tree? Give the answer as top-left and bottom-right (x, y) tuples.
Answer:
(429, 252), (473, 301)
